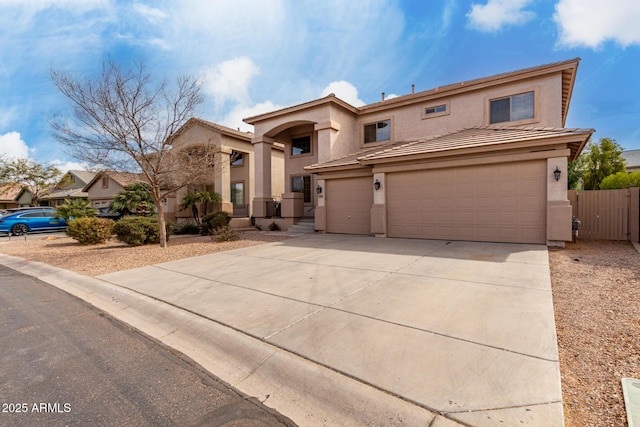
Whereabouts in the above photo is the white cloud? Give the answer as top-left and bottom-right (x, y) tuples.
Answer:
(0, 132), (31, 158)
(0, 0), (110, 32)
(0, 107), (17, 129)
(50, 159), (91, 172)
(222, 101), (284, 133)
(321, 81), (365, 107)
(132, 3), (168, 24)
(554, 0), (640, 49)
(467, 0), (535, 32)
(202, 57), (260, 110)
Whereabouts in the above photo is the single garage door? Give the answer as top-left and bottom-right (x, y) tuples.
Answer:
(326, 177), (373, 235)
(386, 161), (546, 244)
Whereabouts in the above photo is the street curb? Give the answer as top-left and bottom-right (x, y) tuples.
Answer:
(0, 254), (444, 427)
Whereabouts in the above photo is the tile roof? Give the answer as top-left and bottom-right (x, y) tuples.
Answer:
(0, 183), (24, 202)
(82, 171), (147, 192)
(622, 149), (640, 169)
(245, 58), (580, 126)
(69, 170), (96, 184)
(306, 126), (594, 172)
(41, 187), (89, 200)
(172, 117), (254, 141)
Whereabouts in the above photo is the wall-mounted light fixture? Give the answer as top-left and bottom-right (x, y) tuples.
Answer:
(374, 179), (381, 191)
(316, 185), (322, 195)
(553, 166), (561, 182)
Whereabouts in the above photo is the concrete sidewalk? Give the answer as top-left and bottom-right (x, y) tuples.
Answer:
(0, 234), (564, 426)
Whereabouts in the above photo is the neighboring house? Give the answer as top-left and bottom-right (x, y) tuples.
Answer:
(0, 183), (31, 210)
(167, 118), (284, 223)
(622, 149), (640, 172)
(40, 170), (96, 207)
(83, 171), (146, 215)
(244, 58), (594, 245)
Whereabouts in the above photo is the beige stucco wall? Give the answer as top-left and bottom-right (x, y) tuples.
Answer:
(249, 69), (569, 228)
(86, 179), (125, 203)
(357, 73), (563, 146)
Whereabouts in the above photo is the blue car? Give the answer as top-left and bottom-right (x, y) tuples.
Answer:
(0, 209), (67, 235)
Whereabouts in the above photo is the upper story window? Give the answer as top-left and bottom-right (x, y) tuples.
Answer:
(101, 177), (109, 188)
(230, 151), (244, 167)
(425, 104), (446, 115)
(291, 135), (311, 156)
(422, 101), (450, 120)
(490, 91), (534, 124)
(364, 119), (391, 144)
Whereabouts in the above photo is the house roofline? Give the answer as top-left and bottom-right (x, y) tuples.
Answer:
(360, 58), (580, 122)
(305, 126), (593, 173)
(243, 94), (359, 125)
(170, 117), (254, 144)
(246, 58), (581, 126)
(81, 170), (147, 192)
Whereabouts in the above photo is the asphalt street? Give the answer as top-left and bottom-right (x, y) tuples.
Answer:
(0, 265), (295, 427)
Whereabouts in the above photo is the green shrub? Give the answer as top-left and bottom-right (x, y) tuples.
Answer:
(113, 216), (171, 246)
(200, 211), (231, 235)
(173, 223), (201, 235)
(214, 225), (238, 242)
(67, 217), (115, 244)
(268, 221), (280, 231)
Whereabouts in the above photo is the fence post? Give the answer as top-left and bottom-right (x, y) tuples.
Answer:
(631, 187), (639, 243)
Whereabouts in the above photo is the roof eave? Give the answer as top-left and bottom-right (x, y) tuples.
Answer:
(360, 58), (581, 115)
(243, 95), (358, 125)
(359, 130), (594, 166)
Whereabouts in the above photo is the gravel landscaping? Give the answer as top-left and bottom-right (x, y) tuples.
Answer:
(550, 240), (640, 427)
(0, 232), (637, 426)
(0, 230), (291, 276)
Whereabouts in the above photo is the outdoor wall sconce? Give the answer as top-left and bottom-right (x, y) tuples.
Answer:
(316, 185), (322, 195)
(374, 179), (381, 191)
(553, 166), (561, 182)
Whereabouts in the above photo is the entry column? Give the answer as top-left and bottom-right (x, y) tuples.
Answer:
(371, 172), (386, 236)
(547, 157), (572, 245)
(252, 136), (273, 218)
(214, 147), (233, 215)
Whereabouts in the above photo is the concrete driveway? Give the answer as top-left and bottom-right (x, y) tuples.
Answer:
(91, 234), (563, 426)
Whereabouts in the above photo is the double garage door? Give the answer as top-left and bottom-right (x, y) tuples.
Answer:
(386, 161), (547, 244)
(324, 161), (546, 244)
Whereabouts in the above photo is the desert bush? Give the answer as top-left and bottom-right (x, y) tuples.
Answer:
(113, 216), (171, 246)
(67, 217), (115, 244)
(213, 225), (238, 242)
(268, 221), (280, 231)
(200, 211), (231, 235)
(173, 222), (201, 235)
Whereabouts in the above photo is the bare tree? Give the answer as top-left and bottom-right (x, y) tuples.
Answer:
(50, 60), (215, 247)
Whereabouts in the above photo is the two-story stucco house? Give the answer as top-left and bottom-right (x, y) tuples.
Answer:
(167, 118), (285, 223)
(245, 58), (593, 245)
(40, 170), (96, 207)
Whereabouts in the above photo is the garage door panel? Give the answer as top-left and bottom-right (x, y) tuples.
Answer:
(386, 161), (546, 244)
(326, 177), (373, 235)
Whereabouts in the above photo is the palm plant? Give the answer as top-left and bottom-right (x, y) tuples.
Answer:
(196, 190), (221, 217)
(179, 190), (221, 225)
(55, 198), (97, 221)
(179, 191), (202, 224)
(109, 182), (155, 216)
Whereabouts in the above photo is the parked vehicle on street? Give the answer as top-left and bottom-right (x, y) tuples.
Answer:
(5, 206), (55, 212)
(0, 209), (67, 235)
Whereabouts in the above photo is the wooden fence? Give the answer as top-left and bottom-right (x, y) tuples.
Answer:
(568, 188), (639, 241)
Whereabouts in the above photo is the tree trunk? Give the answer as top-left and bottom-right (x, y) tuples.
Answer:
(153, 193), (168, 248)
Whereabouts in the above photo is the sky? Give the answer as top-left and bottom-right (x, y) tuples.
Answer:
(1, 0), (640, 171)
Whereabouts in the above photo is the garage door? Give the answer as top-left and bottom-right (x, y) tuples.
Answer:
(386, 161), (546, 244)
(326, 177), (373, 235)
